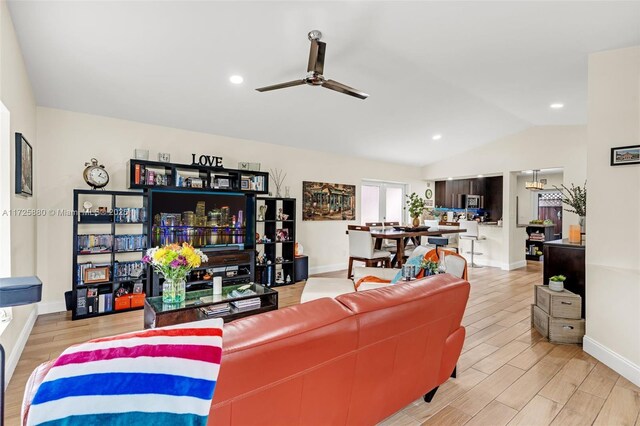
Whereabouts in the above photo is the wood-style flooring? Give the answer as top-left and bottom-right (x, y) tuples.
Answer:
(5, 262), (640, 425)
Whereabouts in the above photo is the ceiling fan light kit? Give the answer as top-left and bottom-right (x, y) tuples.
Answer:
(256, 30), (369, 100)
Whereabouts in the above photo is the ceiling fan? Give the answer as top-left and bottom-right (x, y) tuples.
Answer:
(256, 30), (369, 100)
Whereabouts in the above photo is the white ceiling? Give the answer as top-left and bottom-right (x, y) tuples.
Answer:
(8, 1), (640, 166)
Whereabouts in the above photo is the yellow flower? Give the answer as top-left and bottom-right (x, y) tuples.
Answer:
(186, 252), (201, 268)
(153, 248), (168, 262)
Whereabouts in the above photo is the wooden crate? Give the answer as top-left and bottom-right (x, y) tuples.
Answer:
(532, 304), (585, 344)
(535, 285), (582, 319)
(549, 316), (585, 344)
(531, 305), (549, 337)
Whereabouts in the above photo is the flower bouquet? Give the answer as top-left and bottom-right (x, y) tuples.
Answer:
(143, 243), (208, 303)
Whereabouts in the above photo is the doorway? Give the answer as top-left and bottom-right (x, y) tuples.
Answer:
(538, 192), (563, 238)
(361, 181), (407, 224)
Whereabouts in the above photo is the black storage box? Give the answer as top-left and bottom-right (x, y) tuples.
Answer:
(0, 276), (42, 307)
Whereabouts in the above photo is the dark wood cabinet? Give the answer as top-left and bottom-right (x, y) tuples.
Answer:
(543, 240), (586, 318)
(434, 176), (503, 220)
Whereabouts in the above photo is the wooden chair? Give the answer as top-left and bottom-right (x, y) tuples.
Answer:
(347, 225), (392, 279)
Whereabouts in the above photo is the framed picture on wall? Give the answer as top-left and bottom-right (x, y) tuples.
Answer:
(15, 133), (33, 196)
(611, 145), (640, 166)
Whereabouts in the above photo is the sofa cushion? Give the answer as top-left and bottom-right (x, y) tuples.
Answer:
(25, 318), (223, 426)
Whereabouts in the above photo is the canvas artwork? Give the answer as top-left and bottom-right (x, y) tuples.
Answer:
(15, 133), (33, 196)
(302, 181), (356, 221)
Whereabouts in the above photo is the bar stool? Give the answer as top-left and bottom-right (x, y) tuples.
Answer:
(458, 220), (486, 268)
(427, 236), (458, 258)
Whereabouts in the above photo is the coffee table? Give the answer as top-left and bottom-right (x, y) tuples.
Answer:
(143, 283), (278, 329)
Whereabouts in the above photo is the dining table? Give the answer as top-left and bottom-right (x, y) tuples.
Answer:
(369, 227), (467, 267)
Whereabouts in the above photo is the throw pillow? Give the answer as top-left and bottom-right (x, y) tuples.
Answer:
(27, 318), (223, 426)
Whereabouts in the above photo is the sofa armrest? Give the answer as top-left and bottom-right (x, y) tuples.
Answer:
(352, 267), (398, 281)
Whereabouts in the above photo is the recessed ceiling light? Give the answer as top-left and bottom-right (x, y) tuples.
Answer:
(432, 134), (442, 140)
(477, 174), (484, 178)
(447, 177), (453, 180)
(550, 103), (564, 109)
(229, 75), (244, 84)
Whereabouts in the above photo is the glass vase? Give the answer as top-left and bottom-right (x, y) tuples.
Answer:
(579, 216), (586, 233)
(162, 278), (186, 303)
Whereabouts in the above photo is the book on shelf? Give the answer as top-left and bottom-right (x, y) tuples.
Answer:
(104, 293), (113, 312)
(86, 287), (99, 314)
(76, 288), (88, 316)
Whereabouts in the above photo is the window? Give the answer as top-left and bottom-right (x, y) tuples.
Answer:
(361, 181), (407, 224)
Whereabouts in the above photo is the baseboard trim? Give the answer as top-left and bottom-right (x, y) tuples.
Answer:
(37, 300), (67, 315)
(508, 260), (527, 270)
(309, 263), (348, 275)
(583, 335), (640, 388)
(5, 306), (37, 388)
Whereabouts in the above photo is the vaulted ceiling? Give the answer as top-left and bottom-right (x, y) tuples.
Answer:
(8, 1), (640, 165)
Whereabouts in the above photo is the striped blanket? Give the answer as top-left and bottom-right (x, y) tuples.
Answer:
(27, 318), (223, 426)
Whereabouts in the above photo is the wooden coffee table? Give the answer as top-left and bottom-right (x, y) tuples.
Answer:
(143, 283), (278, 329)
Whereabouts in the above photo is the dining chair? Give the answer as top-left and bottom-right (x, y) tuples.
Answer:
(441, 251), (468, 280)
(458, 220), (486, 268)
(367, 222), (398, 253)
(347, 225), (392, 278)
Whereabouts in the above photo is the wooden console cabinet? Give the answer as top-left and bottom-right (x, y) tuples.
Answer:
(543, 239), (586, 318)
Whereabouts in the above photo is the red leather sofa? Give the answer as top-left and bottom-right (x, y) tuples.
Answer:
(22, 274), (469, 425)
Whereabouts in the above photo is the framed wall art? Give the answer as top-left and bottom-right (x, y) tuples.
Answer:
(302, 181), (356, 221)
(15, 132), (33, 196)
(611, 145), (640, 166)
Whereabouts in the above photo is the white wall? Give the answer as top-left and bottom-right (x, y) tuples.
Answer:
(35, 107), (426, 311)
(0, 0), (38, 388)
(584, 46), (640, 386)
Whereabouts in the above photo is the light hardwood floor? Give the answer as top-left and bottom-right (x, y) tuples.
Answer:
(5, 263), (640, 425)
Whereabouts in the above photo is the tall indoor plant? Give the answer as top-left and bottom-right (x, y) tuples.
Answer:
(143, 243), (208, 303)
(406, 192), (426, 227)
(555, 181), (587, 232)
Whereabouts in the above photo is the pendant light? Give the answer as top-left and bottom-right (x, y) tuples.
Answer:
(525, 170), (544, 190)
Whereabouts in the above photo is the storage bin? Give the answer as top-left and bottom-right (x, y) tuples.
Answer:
(549, 317), (586, 344)
(114, 296), (131, 310)
(131, 293), (146, 308)
(532, 304), (585, 344)
(535, 285), (582, 319)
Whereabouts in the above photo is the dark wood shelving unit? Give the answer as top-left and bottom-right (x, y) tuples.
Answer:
(72, 189), (148, 320)
(525, 224), (556, 261)
(127, 159), (269, 195)
(255, 197), (297, 287)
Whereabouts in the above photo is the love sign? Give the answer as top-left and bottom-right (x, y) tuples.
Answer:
(191, 154), (224, 168)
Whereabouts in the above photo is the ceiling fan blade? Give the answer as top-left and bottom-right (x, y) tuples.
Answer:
(255, 80), (306, 92)
(307, 40), (326, 74)
(322, 79), (369, 100)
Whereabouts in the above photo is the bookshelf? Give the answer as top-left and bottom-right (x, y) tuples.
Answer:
(254, 197), (297, 287)
(126, 159), (269, 194)
(71, 189), (148, 320)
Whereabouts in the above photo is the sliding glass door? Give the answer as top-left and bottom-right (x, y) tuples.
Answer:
(361, 181), (406, 224)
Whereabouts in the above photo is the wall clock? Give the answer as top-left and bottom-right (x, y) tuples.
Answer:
(83, 158), (109, 190)
(425, 189), (433, 199)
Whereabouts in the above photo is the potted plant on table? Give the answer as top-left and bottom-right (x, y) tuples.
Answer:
(406, 193), (426, 227)
(548, 275), (566, 292)
(143, 243), (208, 304)
(421, 259), (439, 276)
